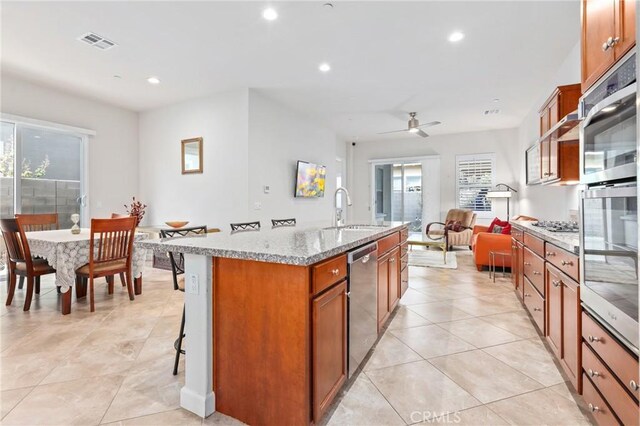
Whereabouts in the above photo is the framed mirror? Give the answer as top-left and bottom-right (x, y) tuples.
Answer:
(181, 137), (203, 174)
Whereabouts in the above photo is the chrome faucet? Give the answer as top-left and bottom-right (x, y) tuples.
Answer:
(334, 187), (353, 227)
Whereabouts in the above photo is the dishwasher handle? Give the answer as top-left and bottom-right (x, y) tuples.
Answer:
(348, 242), (378, 263)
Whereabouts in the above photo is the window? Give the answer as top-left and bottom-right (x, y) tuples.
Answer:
(456, 153), (495, 217)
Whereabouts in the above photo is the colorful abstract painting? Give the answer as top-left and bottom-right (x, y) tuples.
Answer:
(295, 161), (326, 197)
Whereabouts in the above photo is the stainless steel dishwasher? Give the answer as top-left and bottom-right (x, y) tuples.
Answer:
(347, 241), (378, 377)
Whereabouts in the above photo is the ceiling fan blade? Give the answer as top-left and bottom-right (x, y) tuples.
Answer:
(418, 121), (441, 128)
(415, 129), (429, 138)
(377, 129), (408, 135)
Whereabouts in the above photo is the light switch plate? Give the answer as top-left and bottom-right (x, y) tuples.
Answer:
(187, 273), (199, 295)
(263, 185), (270, 194)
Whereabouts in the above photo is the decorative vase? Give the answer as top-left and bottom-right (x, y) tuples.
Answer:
(70, 213), (80, 234)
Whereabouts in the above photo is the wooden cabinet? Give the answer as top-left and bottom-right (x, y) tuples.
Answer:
(546, 263), (582, 390)
(377, 247), (401, 331)
(537, 84), (581, 186)
(538, 84), (582, 137)
(581, 0), (636, 92)
(511, 239), (524, 300)
(377, 253), (390, 332)
(388, 248), (400, 312)
(312, 280), (347, 421)
(546, 265), (563, 358)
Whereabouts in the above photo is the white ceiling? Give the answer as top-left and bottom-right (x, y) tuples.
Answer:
(1, 1), (580, 141)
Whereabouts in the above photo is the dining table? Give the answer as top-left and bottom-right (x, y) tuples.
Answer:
(26, 229), (149, 314)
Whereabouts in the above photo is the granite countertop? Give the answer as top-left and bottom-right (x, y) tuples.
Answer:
(137, 221), (408, 266)
(510, 220), (580, 254)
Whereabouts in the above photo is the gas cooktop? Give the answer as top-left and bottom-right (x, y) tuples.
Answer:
(531, 221), (580, 233)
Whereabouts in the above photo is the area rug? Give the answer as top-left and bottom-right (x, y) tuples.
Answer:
(408, 250), (458, 269)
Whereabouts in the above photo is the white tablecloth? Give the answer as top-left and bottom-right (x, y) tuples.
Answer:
(26, 229), (148, 291)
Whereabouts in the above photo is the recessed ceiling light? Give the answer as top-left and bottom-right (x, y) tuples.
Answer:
(34, 135), (41, 139)
(262, 8), (278, 21)
(319, 63), (331, 72)
(147, 76), (160, 85)
(448, 31), (465, 43)
(492, 98), (500, 103)
(113, 75), (122, 79)
(323, 2), (334, 8)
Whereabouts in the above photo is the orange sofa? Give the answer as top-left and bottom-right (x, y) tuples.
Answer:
(472, 225), (512, 272)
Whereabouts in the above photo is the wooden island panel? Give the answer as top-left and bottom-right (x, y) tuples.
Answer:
(213, 257), (312, 425)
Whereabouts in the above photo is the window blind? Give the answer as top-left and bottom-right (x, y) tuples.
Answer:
(457, 156), (494, 213)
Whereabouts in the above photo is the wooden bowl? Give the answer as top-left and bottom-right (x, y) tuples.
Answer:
(165, 221), (189, 229)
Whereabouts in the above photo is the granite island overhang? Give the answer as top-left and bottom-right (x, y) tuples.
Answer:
(139, 221), (409, 424)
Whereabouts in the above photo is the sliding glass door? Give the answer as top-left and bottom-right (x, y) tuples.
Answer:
(373, 162), (423, 231)
(0, 121), (87, 228)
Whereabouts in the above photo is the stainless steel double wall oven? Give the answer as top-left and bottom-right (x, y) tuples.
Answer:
(579, 49), (638, 353)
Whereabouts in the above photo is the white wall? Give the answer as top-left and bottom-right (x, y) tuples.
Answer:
(138, 89), (249, 227)
(138, 89), (343, 228)
(349, 128), (520, 225)
(0, 73), (139, 219)
(516, 41), (581, 220)
(248, 91), (342, 224)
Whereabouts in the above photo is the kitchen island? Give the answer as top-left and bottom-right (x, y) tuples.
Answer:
(139, 222), (409, 425)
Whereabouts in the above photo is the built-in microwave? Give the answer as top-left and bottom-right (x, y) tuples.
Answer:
(580, 183), (638, 353)
(579, 50), (637, 185)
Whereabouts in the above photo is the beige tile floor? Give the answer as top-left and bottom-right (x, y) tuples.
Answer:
(0, 251), (594, 425)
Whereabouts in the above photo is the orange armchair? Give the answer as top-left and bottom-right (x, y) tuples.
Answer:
(472, 225), (512, 272)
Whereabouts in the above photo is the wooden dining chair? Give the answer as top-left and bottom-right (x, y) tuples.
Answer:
(1, 218), (56, 311)
(160, 225), (207, 375)
(271, 218), (296, 227)
(13, 213), (59, 291)
(230, 221), (261, 232)
(109, 213), (131, 287)
(75, 217), (137, 312)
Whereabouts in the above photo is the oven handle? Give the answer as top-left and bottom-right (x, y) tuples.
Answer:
(582, 82), (637, 128)
(582, 186), (637, 199)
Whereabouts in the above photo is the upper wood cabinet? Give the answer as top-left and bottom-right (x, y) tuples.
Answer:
(582, 0), (636, 92)
(537, 84), (581, 185)
(538, 84), (582, 137)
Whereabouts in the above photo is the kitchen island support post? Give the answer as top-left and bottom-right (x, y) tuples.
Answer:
(181, 254), (215, 418)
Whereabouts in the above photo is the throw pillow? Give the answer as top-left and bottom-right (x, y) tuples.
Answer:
(492, 225), (503, 234)
(488, 217), (509, 233)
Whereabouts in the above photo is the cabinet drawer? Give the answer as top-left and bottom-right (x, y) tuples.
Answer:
(545, 243), (579, 282)
(400, 242), (409, 257)
(523, 247), (545, 296)
(524, 232), (545, 257)
(400, 266), (408, 297)
(401, 253), (408, 271)
(378, 232), (400, 255)
(582, 374), (620, 426)
(583, 344), (639, 426)
(400, 227), (409, 243)
(582, 312), (639, 398)
(523, 277), (544, 333)
(511, 227), (524, 242)
(312, 255), (347, 295)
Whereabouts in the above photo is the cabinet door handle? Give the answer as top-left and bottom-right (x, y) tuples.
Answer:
(524, 262), (531, 266)
(546, 251), (556, 257)
(588, 335), (601, 343)
(533, 271), (541, 275)
(630, 380), (639, 392)
(552, 280), (561, 287)
(588, 369), (600, 378)
(533, 307), (542, 312)
(588, 403), (600, 413)
(524, 293), (531, 298)
(602, 41), (611, 51)
(331, 268), (340, 275)
(389, 258), (396, 263)
(561, 260), (574, 266)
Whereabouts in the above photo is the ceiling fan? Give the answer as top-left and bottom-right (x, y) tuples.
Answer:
(378, 112), (441, 138)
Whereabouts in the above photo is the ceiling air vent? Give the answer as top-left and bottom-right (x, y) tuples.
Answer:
(484, 109), (501, 115)
(77, 32), (117, 50)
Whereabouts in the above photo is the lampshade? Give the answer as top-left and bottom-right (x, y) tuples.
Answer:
(486, 190), (513, 199)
